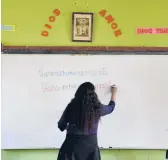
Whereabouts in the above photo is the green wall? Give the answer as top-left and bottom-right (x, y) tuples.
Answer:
(1, 149), (166, 160)
(2, 0), (168, 46)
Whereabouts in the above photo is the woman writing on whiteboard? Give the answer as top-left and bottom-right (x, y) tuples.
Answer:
(57, 82), (117, 160)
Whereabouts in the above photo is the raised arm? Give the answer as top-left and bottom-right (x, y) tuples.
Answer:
(101, 101), (115, 116)
(101, 85), (117, 116)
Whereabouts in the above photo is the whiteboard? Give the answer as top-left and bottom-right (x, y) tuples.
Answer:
(1, 54), (168, 149)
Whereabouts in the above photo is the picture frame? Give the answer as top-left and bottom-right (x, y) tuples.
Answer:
(72, 12), (93, 42)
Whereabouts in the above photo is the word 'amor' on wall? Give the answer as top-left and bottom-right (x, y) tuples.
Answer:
(99, 10), (122, 37)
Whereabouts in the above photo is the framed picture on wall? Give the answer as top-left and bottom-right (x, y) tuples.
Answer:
(72, 12), (93, 42)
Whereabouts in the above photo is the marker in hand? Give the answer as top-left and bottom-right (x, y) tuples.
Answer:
(111, 84), (117, 88)
(111, 84), (117, 101)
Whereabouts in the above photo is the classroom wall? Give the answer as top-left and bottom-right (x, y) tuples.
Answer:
(1, 0), (167, 159)
(1, 0), (168, 46)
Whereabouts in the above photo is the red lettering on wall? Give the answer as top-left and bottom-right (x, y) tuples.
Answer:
(44, 24), (52, 29)
(99, 10), (106, 17)
(164, 28), (168, 33)
(53, 9), (60, 16)
(143, 29), (152, 34)
(41, 31), (49, 37)
(111, 22), (118, 30)
(41, 9), (60, 37)
(137, 29), (142, 34)
(156, 28), (161, 33)
(148, 29), (152, 33)
(49, 16), (55, 22)
(156, 28), (168, 34)
(99, 10), (122, 37)
(138, 28), (152, 34)
(136, 28), (168, 34)
(114, 29), (122, 37)
(105, 15), (114, 23)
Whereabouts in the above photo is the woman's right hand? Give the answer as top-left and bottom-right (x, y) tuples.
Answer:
(111, 85), (117, 94)
(111, 85), (117, 101)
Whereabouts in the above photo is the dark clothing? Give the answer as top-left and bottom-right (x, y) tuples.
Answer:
(57, 134), (100, 160)
(58, 101), (115, 135)
(57, 101), (115, 160)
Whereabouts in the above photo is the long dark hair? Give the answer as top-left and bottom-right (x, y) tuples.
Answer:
(66, 82), (102, 131)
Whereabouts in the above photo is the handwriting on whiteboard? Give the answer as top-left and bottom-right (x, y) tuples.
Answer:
(41, 80), (111, 92)
(39, 68), (108, 77)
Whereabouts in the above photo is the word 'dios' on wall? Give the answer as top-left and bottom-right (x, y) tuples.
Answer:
(99, 10), (122, 37)
(41, 9), (61, 37)
(136, 28), (168, 34)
